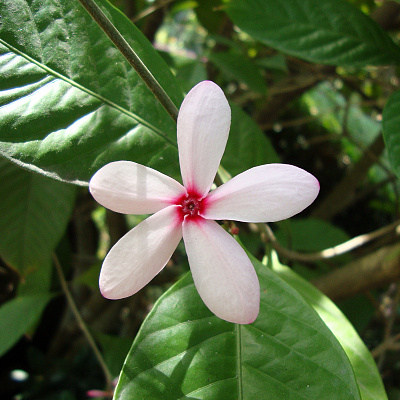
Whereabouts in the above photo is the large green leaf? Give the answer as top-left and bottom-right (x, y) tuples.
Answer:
(0, 157), (76, 273)
(0, 0), (182, 185)
(114, 252), (361, 399)
(225, 0), (400, 67)
(383, 90), (400, 179)
(0, 294), (53, 357)
(271, 254), (387, 400)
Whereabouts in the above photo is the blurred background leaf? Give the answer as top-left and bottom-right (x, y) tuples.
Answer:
(226, 0), (400, 66)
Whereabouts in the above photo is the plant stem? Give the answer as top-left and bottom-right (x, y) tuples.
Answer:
(53, 253), (113, 389)
(77, 0), (179, 122)
(258, 219), (400, 262)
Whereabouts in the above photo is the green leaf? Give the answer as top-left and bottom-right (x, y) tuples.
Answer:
(383, 90), (400, 179)
(95, 332), (133, 377)
(275, 218), (351, 281)
(209, 52), (267, 94)
(256, 54), (288, 73)
(271, 254), (387, 400)
(0, 294), (53, 357)
(225, 0), (400, 67)
(195, 0), (225, 34)
(303, 82), (381, 146)
(276, 218), (350, 253)
(222, 103), (280, 176)
(0, 157), (76, 273)
(115, 252), (361, 399)
(165, 55), (208, 93)
(75, 262), (102, 291)
(0, 0), (182, 184)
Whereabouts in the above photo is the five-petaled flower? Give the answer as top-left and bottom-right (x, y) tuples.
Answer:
(89, 81), (319, 324)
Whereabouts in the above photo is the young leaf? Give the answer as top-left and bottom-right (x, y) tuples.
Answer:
(226, 0), (400, 67)
(271, 254), (387, 400)
(114, 253), (361, 399)
(383, 90), (400, 179)
(0, 0), (182, 185)
(0, 158), (76, 273)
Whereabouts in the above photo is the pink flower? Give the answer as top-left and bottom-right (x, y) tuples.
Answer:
(89, 81), (319, 324)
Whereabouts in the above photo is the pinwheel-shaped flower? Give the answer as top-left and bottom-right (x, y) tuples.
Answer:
(89, 81), (319, 324)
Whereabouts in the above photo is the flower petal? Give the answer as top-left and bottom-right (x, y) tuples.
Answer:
(178, 81), (231, 196)
(89, 161), (185, 214)
(99, 206), (182, 299)
(183, 218), (259, 324)
(202, 164), (320, 222)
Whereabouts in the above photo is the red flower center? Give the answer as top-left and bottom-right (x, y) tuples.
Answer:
(177, 191), (204, 220)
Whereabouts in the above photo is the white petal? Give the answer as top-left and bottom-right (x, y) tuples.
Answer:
(202, 164), (320, 222)
(183, 218), (259, 324)
(178, 81), (231, 196)
(89, 161), (185, 214)
(99, 206), (182, 299)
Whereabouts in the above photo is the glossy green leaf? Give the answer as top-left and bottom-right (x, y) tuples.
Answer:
(271, 254), (387, 400)
(0, 157), (76, 273)
(115, 252), (361, 399)
(226, 0), (400, 67)
(0, 294), (53, 357)
(0, 0), (182, 185)
(383, 90), (400, 179)
(209, 52), (267, 94)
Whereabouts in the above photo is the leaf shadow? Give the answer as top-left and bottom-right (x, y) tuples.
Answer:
(120, 326), (205, 399)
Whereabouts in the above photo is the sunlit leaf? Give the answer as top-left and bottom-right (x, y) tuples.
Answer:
(0, 0), (182, 184)
(115, 251), (361, 399)
(272, 254), (387, 400)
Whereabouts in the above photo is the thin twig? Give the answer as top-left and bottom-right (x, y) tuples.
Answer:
(77, 0), (179, 122)
(377, 284), (400, 369)
(132, 0), (174, 23)
(371, 333), (400, 358)
(53, 253), (113, 389)
(257, 219), (400, 262)
(313, 243), (400, 301)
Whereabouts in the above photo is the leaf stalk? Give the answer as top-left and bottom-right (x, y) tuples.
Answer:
(77, 0), (179, 122)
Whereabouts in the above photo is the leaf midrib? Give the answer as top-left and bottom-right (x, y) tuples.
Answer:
(236, 323), (243, 400)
